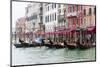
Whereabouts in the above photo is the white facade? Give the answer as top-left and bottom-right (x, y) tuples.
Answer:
(43, 3), (58, 33)
(25, 3), (43, 42)
(25, 3), (43, 33)
(58, 4), (66, 27)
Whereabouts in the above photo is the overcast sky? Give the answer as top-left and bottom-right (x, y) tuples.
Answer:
(12, 1), (30, 32)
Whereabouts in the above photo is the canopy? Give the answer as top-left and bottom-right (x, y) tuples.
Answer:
(86, 26), (96, 33)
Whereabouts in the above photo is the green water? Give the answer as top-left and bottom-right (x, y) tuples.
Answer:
(12, 46), (96, 66)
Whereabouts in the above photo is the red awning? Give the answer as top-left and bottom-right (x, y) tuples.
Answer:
(66, 28), (72, 33)
(86, 26), (96, 32)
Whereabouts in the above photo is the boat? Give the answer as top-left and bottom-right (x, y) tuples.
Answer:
(54, 44), (65, 49)
(44, 43), (65, 49)
(45, 44), (65, 49)
(14, 43), (30, 48)
(77, 41), (95, 49)
(65, 43), (77, 49)
(63, 41), (77, 49)
(14, 43), (44, 48)
(14, 36), (45, 48)
(44, 43), (54, 48)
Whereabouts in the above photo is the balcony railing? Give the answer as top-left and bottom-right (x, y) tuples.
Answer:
(67, 11), (77, 17)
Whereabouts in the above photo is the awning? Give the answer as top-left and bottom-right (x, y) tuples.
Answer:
(66, 28), (72, 33)
(86, 26), (96, 32)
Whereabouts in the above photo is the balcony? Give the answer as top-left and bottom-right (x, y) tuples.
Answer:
(67, 12), (77, 18)
(67, 11), (84, 19)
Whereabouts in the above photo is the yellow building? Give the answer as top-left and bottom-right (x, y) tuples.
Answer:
(83, 5), (96, 28)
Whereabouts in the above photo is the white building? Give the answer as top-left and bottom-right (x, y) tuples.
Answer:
(26, 3), (43, 31)
(25, 3), (43, 42)
(43, 3), (58, 33)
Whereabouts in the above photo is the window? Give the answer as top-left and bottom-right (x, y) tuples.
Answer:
(54, 4), (56, 8)
(55, 13), (56, 21)
(70, 5), (74, 12)
(70, 6), (72, 12)
(50, 14), (51, 22)
(89, 8), (92, 15)
(52, 14), (54, 21)
(48, 15), (49, 22)
(45, 16), (47, 22)
(94, 7), (96, 14)
(73, 5), (74, 12)
(84, 9), (86, 15)
(26, 8), (28, 13)
(76, 5), (78, 11)
(81, 5), (83, 11)
(48, 6), (49, 11)
(52, 4), (53, 9)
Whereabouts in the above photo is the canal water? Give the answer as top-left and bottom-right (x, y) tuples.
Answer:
(12, 46), (96, 66)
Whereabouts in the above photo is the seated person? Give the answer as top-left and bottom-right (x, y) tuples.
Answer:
(19, 38), (24, 44)
(49, 40), (53, 44)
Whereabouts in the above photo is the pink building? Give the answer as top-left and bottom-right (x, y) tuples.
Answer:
(66, 4), (84, 29)
(16, 17), (26, 41)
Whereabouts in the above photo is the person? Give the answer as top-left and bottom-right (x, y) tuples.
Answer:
(76, 37), (80, 46)
(49, 40), (53, 45)
(41, 39), (45, 45)
(63, 40), (67, 45)
(19, 38), (24, 44)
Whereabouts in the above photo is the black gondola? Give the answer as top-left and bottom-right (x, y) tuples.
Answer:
(64, 40), (77, 49)
(65, 43), (77, 49)
(44, 43), (65, 49)
(14, 43), (44, 48)
(76, 40), (95, 49)
(14, 43), (29, 48)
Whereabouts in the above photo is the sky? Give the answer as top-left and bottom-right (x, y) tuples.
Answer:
(12, 1), (30, 32)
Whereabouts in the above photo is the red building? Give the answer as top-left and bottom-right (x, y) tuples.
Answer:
(64, 4), (85, 42)
(66, 4), (84, 29)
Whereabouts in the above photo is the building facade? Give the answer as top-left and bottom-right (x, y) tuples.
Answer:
(25, 3), (44, 42)
(83, 5), (96, 28)
(43, 3), (59, 40)
(43, 3), (58, 33)
(16, 17), (26, 42)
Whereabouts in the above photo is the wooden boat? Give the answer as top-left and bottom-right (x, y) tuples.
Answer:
(14, 43), (44, 48)
(65, 43), (77, 49)
(44, 43), (65, 49)
(64, 41), (77, 49)
(77, 42), (95, 49)
(14, 43), (30, 48)
(53, 44), (65, 49)
(44, 43), (54, 48)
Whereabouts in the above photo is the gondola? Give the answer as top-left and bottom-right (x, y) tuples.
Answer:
(65, 43), (77, 49)
(14, 43), (30, 48)
(44, 43), (65, 49)
(76, 42), (95, 49)
(54, 44), (65, 49)
(14, 43), (44, 48)
(64, 41), (77, 49)
(77, 44), (91, 49)
(44, 43), (54, 48)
